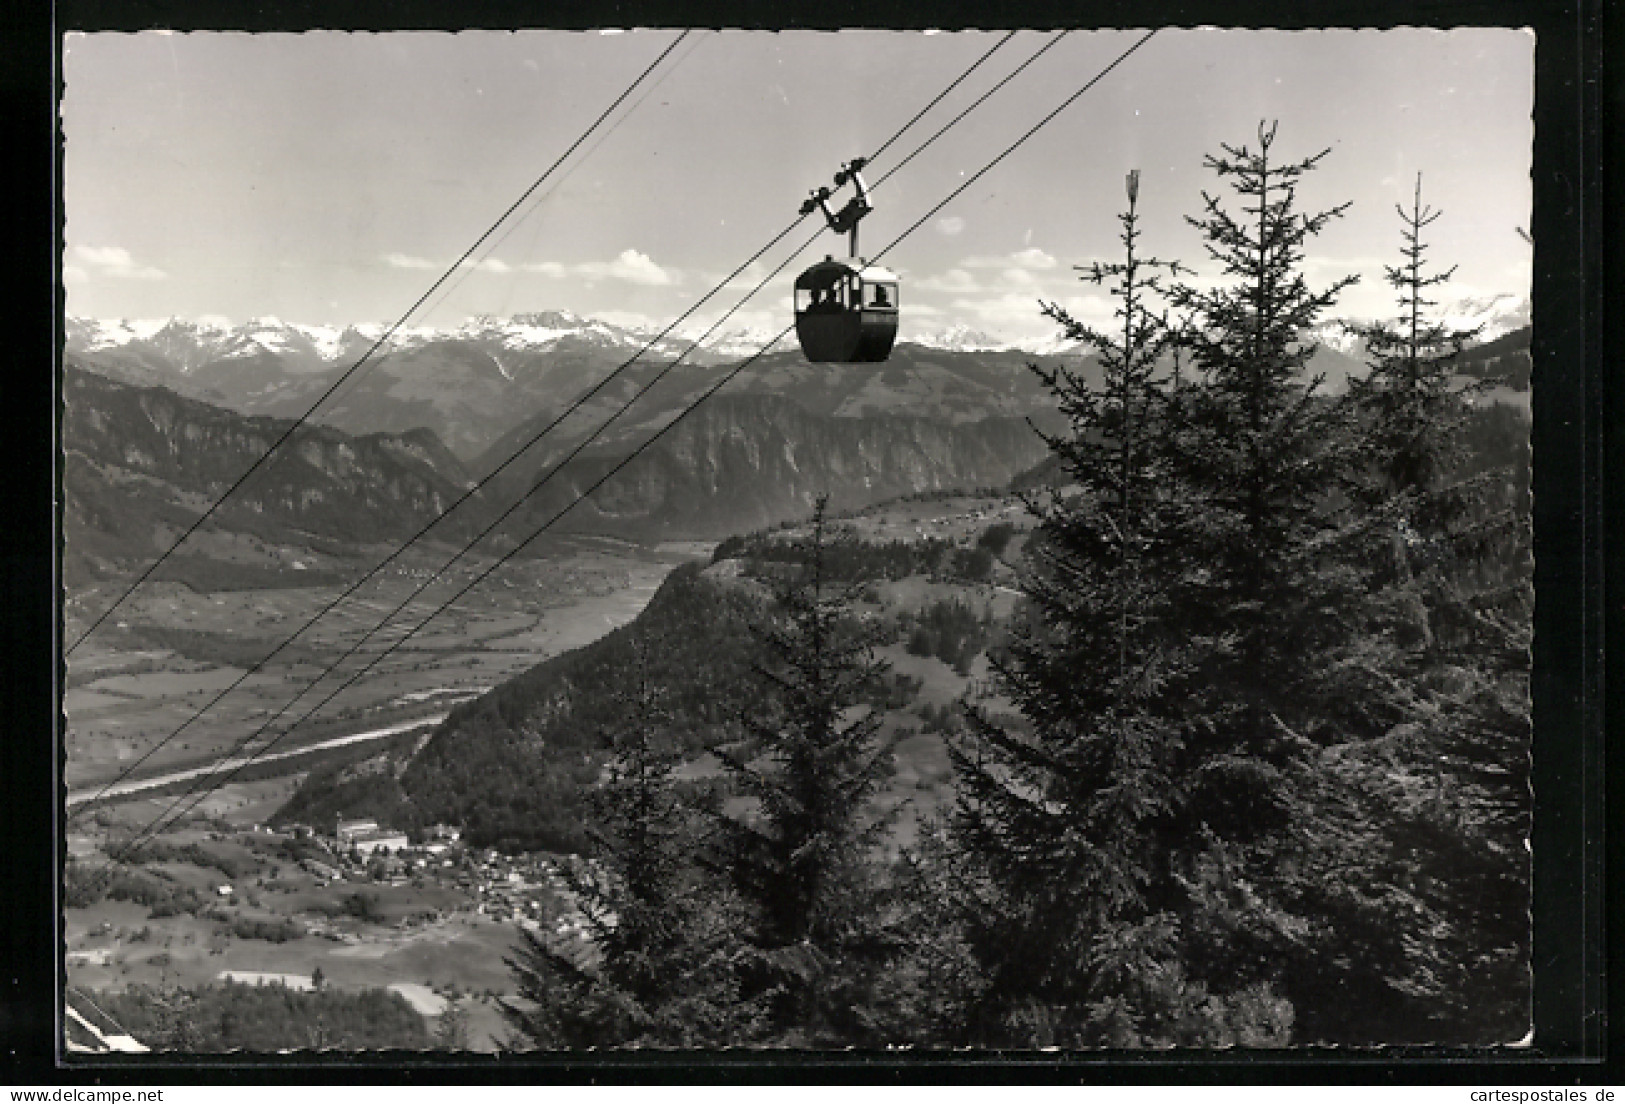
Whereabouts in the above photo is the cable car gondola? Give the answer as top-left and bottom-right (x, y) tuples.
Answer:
(793, 159), (900, 364)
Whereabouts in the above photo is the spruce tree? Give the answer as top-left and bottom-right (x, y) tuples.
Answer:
(949, 171), (1230, 1045)
(952, 124), (1392, 1046)
(1163, 120), (1366, 757)
(1299, 175), (1532, 1043)
(712, 496), (899, 1040)
(1348, 175), (1483, 509)
(1151, 122), (1425, 1042)
(504, 631), (755, 1048)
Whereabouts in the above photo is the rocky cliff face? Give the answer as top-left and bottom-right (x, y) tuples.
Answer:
(490, 392), (1051, 540)
(62, 352), (1050, 577)
(62, 362), (477, 577)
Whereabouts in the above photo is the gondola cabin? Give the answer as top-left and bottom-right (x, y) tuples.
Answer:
(793, 258), (900, 363)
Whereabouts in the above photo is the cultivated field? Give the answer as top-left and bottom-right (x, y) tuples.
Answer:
(64, 537), (705, 798)
(62, 822), (572, 1051)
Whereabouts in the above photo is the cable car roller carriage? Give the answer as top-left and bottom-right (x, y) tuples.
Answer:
(794, 158), (900, 363)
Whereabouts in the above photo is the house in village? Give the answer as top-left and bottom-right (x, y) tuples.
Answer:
(335, 817), (409, 857)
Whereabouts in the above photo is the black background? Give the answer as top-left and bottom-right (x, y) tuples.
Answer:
(4, 0), (1617, 1084)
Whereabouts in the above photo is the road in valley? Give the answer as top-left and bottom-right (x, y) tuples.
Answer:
(64, 712), (451, 808)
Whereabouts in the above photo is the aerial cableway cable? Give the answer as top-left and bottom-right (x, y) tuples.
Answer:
(94, 29), (1156, 864)
(64, 29), (696, 659)
(868, 29), (1069, 191)
(117, 273), (813, 857)
(67, 34), (725, 816)
(90, 230), (815, 847)
(101, 29), (1163, 864)
(69, 29), (1026, 825)
(419, 30), (713, 327)
(66, 212), (809, 824)
(872, 31), (1158, 261)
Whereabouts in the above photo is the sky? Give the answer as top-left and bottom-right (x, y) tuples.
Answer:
(61, 27), (1534, 348)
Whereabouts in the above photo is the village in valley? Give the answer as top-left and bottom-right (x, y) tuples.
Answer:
(65, 809), (607, 1051)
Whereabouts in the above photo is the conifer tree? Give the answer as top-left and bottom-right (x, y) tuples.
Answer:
(1302, 175), (1532, 1043)
(712, 496), (899, 1039)
(504, 631), (755, 1048)
(949, 171), (1239, 1045)
(1150, 122), (1415, 1039)
(1163, 121), (1366, 755)
(1348, 175), (1483, 509)
(1344, 173), (1530, 656)
(952, 125), (1394, 1046)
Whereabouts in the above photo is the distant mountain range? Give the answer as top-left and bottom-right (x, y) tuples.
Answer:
(66, 292), (1529, 370)
(68, 313), (1084, 462)
(59, 346), (1057, 579)
(65, 312), (718, 459)
(61, 304), (1528, 580)
(1304, 294), (1532, 357)
(63, 305), (1420, 463)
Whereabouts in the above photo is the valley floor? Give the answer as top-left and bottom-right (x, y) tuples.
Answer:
(63, 537), (703, 795)
(63, 537), (714, 1051)
(62, 490), (1031, 1051)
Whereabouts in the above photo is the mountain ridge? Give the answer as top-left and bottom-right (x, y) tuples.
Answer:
(61, 360), (481, 585)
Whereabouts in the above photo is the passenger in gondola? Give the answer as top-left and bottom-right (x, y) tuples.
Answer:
(871, 284), (891, 308)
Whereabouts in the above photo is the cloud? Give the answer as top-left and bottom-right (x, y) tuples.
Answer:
(521, 250), (681, 287)
(1303, 255), (1387, 276)
(910, 250), (1068, 295)
(74, 245), (166, 280)
(963, 247), (1058, 271)
(385, 253), (512, 274)
(947, 291), (1113, 336)
(62, 266), (88, 285)
(594, 309), (660, 331)
(577, 249), (679, 287)
(716, 260), (784, 294)
(949, 292), (1050, 326)
(1011, 248), (1060, 270)
(458, 257), (511, 274)
(384, 252), (438, 270)
(914, 257), (1072, 295)
(77, 245), (134, 267)
(387, 248), (680, 286)
(935, 216), (965, 237)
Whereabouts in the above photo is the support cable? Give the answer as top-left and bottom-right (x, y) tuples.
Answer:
(64, 30), (694, 657)
(870, 30), (1070, 190)
(104, 28), (1161, 859)
(68, 29), (1029, 822)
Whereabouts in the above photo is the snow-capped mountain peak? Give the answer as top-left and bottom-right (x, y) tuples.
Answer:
(904, 325), (1018, 353)
(1308, 294), (1531, 361)
(65, 291), (1530, 372)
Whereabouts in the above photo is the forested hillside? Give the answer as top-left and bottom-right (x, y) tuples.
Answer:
(495, 135), (1531, 1050)
(261, 122), (1536, 1052)
(473, 392), (1050, 541)
(273, 563), (769, 851)
(90, 980), (429, 1052)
